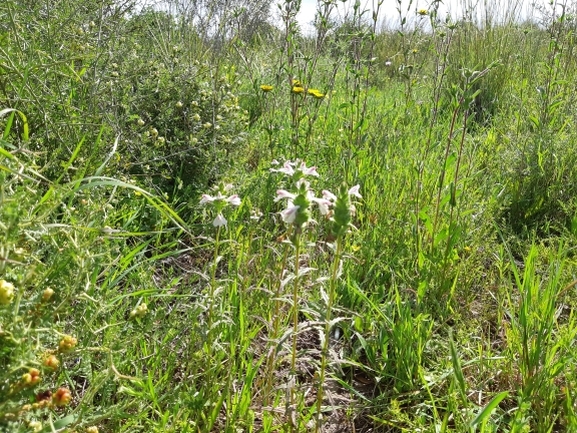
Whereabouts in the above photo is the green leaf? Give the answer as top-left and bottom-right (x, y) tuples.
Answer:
(470, 391), (508, 429)
(0, 108), (29, 141)
(39, 414), (77, 432)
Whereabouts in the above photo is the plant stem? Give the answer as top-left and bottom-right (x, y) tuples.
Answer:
(208, 225), (222, 335)
(289, 233), (301, 432)
(314, 237), (343, 432)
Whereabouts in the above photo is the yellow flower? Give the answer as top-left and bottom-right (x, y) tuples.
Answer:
(260, 84), (273, 92)
(307, 88), (325, 99)
(418, 8), (428, 16)
(292, 79), (301, 86)
(292, 86), (304, 94)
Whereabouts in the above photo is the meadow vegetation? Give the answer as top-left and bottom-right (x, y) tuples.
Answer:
(1, 0), (577, 431)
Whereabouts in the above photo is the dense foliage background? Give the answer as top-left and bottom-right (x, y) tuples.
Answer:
(1, 0), (577, 431)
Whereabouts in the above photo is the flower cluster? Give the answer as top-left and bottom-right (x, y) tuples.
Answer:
(130, 303), (148, 319)
(288, 79), (325, 99)
(322, 184), (362, 237)
(271, 161), (326, 229)
(199, 183), (241, 227)
(271, 160), (361, 237)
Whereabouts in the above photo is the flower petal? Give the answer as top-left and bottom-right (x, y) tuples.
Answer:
(212, 213), (227, 227)
(312, 197), (332, 215)
(280, 203), (300, 224)
(275, 189), (296, 202)
(200, 194), (215, 204)
(322, 189), (337, 202)
(348, 185), (362, 198)
(270, 161), (295, 176)
(299, 162), (319, 177)
(227, 194), (241, 206)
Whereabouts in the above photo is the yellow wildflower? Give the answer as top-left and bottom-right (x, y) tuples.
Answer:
(307, 88), (325, 99)
(292, 86), (304, 94)
(260, 84), (273, 92)
(418, 8), (428, 16)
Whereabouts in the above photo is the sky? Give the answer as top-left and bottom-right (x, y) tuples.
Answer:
(291, 0), (554, 33)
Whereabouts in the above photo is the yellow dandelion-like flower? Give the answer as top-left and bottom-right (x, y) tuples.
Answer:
(418, 9), (428, 16)
(292, 86), (305, 94)
(292, 79), (301, 87)
(412, 48), (419, 54)
(307, 88), (325, 99)
(260, 84), (273, 92)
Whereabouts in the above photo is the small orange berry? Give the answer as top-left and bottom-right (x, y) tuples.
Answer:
(29, 368), (41, 385)
(22, 373), (32, 384)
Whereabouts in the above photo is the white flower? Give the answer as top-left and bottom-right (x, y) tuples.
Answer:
(298, 161), (319, 177)
(212, 213), (227, 227)
(296, 178), (310, 190)
(227, 194), (241, 206)
(270, 160), (319, 178)
(270, 161), (296, 176)
(311, 197), (332, 215)
(322, 189), (337, 202)
(348, 185), (362, 198)
(275, 189), (296, 202)
(280, 201), (300, 224)
(200, 193), (221, 204)
(199, 192), (241, 206)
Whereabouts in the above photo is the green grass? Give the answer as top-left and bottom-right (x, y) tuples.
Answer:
(1, 0), (577, 432)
